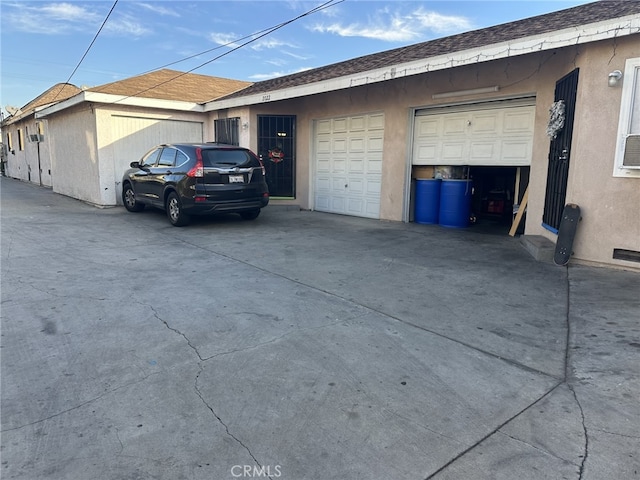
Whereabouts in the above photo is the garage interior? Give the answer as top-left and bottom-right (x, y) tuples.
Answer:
(411, 165), (529, 235)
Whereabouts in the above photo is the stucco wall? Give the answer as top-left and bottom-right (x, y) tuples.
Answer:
(47, 105), (101, 205)
(2, 118), (52, 186)
(239, 35), (639, 269)
(557, 37), (640, 268)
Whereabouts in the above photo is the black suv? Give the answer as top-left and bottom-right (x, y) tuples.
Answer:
(122, 143), (269, 226)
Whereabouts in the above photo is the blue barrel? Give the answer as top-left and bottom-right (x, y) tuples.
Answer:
(414, 179), (441, 224)
(439, 179), (473, 228)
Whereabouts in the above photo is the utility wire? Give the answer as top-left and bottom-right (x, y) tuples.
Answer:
(51, 0), (119, 103)
(108, 0), (343, 102)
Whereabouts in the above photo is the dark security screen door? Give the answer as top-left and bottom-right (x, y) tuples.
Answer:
(542, 69), (579, 232)
(258, 116), (296, 198)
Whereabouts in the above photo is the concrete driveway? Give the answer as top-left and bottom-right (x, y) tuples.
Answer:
(1, 177), (638, 480)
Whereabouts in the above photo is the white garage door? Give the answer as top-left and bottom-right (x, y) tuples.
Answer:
(111, 115), (203, 204)
(413, 100), (535, 166)
(314, 113), (384, 219)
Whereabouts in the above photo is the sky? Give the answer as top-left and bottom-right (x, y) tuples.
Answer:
(1, 0), (592, 113)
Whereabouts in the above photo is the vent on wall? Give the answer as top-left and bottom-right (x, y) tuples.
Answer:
(622, 135), (640, 168)
(27, 134), (44, 143)
(613, 249), (640, 263)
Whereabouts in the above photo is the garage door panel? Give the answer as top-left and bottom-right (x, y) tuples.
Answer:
(111, 116), (202, 204)
(350, 116), (366, 131)
(413, 103), (534, 166)
(349, 158), (364, 174)
(504, 111), (535, 132)
(502, 140), (532, 164)
(333, 118), (348, 132)
(368, 135), (384, 152)
(472, 113), (500, 134)
(333, 137), (348, 153)
(349, 137), (365, 152)
(314, 113), (383, 218)
(366, 158), (383, 174)
(368, 113), (385, 130)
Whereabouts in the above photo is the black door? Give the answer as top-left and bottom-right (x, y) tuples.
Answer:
(542, 69), (579, 232)
(257, 116), (296, 198)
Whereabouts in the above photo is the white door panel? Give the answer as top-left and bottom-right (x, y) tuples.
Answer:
(314, 113), (384, 219)
(413, 103), (535, 167)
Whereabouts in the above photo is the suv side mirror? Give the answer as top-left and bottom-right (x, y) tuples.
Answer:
(130, 161), (141, 168)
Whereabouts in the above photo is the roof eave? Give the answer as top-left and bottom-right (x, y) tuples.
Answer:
(36, 91), (205, 118)
(203, 14), (640, 111)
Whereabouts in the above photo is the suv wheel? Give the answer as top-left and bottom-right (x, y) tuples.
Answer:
(240, 209), (260, 220)
(123, 183), (145, 212)
(166, 192), (190, 226)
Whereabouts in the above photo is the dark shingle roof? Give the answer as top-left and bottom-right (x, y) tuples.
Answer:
(2, 83), (82, 125)
(219, 1), (640, 100)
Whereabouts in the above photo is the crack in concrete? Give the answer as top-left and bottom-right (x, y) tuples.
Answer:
(590, 427), (640, 439)
(565, 268), (589, 480)
(425, 383), (562, 479)
(495, 429), (580, 466)
(425, 266), (592, 479)
(166, 233), (589, 479)
(0, 372), (160, 433)
(569, 385), (589, 479)
(193, 365), (273, 480)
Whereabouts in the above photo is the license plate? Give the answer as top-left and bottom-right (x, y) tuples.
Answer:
(228, 175), (244, 183)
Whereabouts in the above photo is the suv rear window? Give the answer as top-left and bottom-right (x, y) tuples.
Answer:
(201, 149), (260, 168)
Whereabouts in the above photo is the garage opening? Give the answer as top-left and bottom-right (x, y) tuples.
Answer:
(410, 97), (535, 234)
(469, 166), (529, 234)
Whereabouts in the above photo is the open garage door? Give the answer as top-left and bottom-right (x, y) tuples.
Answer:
(314, 113), (384, 219)
(413, 99), (535, 167)
(110, 115), (203, 204)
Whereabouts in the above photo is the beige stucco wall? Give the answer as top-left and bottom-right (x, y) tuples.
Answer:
(529, 37), (640, 269)
(46, 105), (102, 205)
(235, 35), (638, 269)
(3, 118), (52, 187)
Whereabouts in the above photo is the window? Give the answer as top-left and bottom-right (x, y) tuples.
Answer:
(18, 129), (24, 151)
(157, 148), (177, 167)
(214, 118), (240, 145)
(6, 132), (12, 151)
(613, 57), (640, 178)
(140, 148), (161, 167)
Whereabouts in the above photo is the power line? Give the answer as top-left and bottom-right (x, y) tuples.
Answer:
(104, 0), (343, 103)
(51, 0), (119, 103)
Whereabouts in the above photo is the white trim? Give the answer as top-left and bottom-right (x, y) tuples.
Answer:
(35, 91), (204, 118)
(613, 57), (640, 178)
(204, 15), (640, 111)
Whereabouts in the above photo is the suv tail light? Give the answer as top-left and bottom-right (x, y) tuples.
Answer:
(258, 156), (266, 176)
(187, 148), (204, 178)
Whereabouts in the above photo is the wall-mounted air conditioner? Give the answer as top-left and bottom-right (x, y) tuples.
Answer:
(623, 134), (640, 168)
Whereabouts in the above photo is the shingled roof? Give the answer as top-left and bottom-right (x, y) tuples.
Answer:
(2, 83), (82, 125)
(88, 69), (252, 103)
(218, 0), (640, 101)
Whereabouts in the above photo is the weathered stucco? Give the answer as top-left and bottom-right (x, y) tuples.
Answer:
(236, 36), (638, 269)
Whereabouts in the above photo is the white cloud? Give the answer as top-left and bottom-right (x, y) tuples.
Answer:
(104, 15), (151, 37)
(3, 2), (101, 34)
(2, 2), (151, 37)
(250, 38), (298, 51)
(310, 5), (472, 42)
(209, 32), (242, 48)
(249, 67), (313, 81)
(137, 3), (180, 17)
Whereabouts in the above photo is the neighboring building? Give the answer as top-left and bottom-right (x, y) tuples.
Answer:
(4, 1), (639, 270)
(2, 84), (82, 186)
(4, 69), (251, 206)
